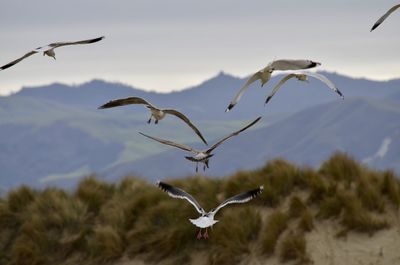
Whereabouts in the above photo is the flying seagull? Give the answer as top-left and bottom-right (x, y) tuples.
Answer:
(225, 59), (321, 112)
(99, 96), (208, 145)
(371, 4), (400, 31)
(265, 72), (344, 105)
(0, 36), (105, 71)
(139, 116), (261, 172)
(156, 181), (263, 239)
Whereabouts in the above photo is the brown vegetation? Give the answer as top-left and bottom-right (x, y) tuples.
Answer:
(0, 152), (399, 264)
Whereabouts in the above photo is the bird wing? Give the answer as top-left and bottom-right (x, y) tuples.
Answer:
(139, 132), (195, 152)
(210, 186), (263, 216)
(302, 72), (344, 99)
(206, 116), (261, 153)
(49, 36), (105, 48)
(265, 73), (298, 105)
(0, 51), (38, 70)
(225, 71), (263, 112)
(269, 59), (321, 71)
(371, 4), (400, 31)
(162, 109), (208, 146)
(98, 97), (155, 109)
(157, 181), (206, 214)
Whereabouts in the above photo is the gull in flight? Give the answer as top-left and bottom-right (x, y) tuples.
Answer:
(225, 59), (321, 112)
(265, 72), (344, 105)
(370, 4), (400, 31)
(0, 36), (105, 71)
(99, 96), (208, 145)
(156, 181), (263, 239)
(139, 117), (261, 172)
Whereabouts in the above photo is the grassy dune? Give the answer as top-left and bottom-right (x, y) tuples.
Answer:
(1, 152), (400, 265)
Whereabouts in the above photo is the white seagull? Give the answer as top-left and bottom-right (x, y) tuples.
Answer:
(156, 181), (263, 239)
(265, 72), (344, 105)
(370, 4), (400, 31)
(225, 59), (321, 112)
(99, 96), (208, 145)
(0, 36), (105, 71)
(139, 117), (261, 172)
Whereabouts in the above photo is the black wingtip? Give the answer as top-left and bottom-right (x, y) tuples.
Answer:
(225, 103), (234, 112)
(308, 61), (321, 68)
(370, 24), (378, 32)
(264, 96), (272, 106)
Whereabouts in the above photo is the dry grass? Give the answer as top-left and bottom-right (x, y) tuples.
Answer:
(208, 207), (261, 265)
(0, 154), (399, 264)
(279, 231), (310, 264)
(261, 210), (289, 255)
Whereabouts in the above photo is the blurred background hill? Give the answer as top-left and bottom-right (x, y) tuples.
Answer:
(0, 72), (400, 189)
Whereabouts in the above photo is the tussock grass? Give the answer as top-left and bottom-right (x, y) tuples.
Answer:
(339, 193), (389, 236)
(0, 154), (399, 264)
(261, 210), (289, 255)
(298, 209), (314, 232)
(289, 196), (307, 219)
(356, 173), (385, 212)
(75, 176), (114, 215)
(279, 231), (310, 264)
(7, 185), (36, 213)
(319, 152), (361, 186)
(87, 225), (124, 261)
(381, 170), (400, 208)
(209, 207), (261, 265)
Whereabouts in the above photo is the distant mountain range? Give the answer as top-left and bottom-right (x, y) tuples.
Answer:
(0, 71), (399, 189)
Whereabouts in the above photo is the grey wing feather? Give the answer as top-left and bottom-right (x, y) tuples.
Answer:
(49, 36), (105, 48)
(269, 59), (321, 71)
(302, 72), (344, 99)
(0, 51), (38, 70)
(265, 74), (298, 105)
(206, 116), (261, 153)
(211, 186), (263, 215)
(98, 97), (154, 109)
(225, 71), (262, 112)
(371, 4), (400, 31)
(157, 181), (205, 214)
(163, 109), (208, 145)
(139, 132), (195, 152)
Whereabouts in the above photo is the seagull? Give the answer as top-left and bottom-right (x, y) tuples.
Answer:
(0, 36), (105, 71)
(99, 96), (208, 145)
(265, 71), (344, 105)
(139, 116), (261, 172)
(156, 181), (263, 239)
(225, 59), (321, 112)
(370, 4), (400, 31)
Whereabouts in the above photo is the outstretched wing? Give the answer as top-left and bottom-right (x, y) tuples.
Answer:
(225, 71), (262, 112)
(98, 97), (155, 109)
(269, 59), (321, 71)
(206, 116), (261, 153)
(139, 132), (196, 152)
(156, 181), (206, 214)
(371, 4), (400, 31)
(0, 51), (37, 71)
(210, 186), (263, 215)
(49, 36), (105, 48)
(302, 72), (344, 99)
(163, 109), (208, 145)
(265, 73), (299, 105)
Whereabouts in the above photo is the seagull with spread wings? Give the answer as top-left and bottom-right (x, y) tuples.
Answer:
(370, 4), (400, 31)
(265, 71), (344, 105)
(0, 36), (105, 71)
(156, 181), (263, 239)
(225, 59), (321, 112)
(139, 117), (261, 172)
(99, 96), (208, 145)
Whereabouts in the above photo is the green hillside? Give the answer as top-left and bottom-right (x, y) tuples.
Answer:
(1, 153), (399, 265)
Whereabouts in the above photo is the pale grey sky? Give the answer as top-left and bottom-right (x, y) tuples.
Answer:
(0, 0), (399, 95)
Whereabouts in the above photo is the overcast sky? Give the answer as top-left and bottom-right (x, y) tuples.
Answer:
(0, 0), (399, 95)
